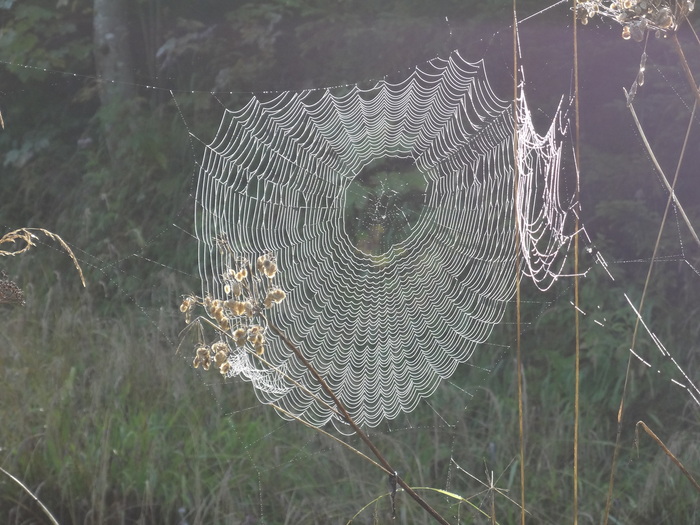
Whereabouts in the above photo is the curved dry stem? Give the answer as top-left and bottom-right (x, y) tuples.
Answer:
(635, 421), (700, 494)
(0, 227), (86, 287)
(0, 466), (60, 525)
(346, 486), (493, 525)
(268, 322), (452, 525)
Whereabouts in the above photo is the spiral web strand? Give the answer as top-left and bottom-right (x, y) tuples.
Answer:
(195, 51), (574, 429)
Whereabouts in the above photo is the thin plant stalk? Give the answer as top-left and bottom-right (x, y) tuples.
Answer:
(267, 322), (452, 525)
(573, 2), (583, 523)
(635, 421), (700, 493)
(0, 466), (60, 525)
(512, 1), (526, 523)
(603, 98), (697, 524)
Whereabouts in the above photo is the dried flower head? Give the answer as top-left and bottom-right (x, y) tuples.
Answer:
(0, 271), (24, 306)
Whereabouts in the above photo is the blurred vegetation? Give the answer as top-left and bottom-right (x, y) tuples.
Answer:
(1, 0), (700, 523)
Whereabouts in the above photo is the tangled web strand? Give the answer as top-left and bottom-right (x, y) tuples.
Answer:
(195, 51), (573, 430)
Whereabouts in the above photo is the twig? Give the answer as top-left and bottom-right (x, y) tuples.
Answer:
(0, 466), (60, 525)
(635, 421), (700, 494)
(270, 403), (386, 473)
(267, 322), (452, 525)
(346, 486), (494, 524)
(572, 3), (583, 524)
(626, 100), (700, 248)
(604, 84), (698, 525)
(512, 2), (527, 524)
(0, 228), (86, 287)
(671, 32), (700, 108)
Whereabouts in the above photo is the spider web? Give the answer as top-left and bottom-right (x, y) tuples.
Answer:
(194, 51), (574, 429)
(2, 1), (700, 522)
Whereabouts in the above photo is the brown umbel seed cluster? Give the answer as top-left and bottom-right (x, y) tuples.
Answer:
(180, 253), (286, 376)
(0, 271), (24, 306)
(576, 0), (694, 40)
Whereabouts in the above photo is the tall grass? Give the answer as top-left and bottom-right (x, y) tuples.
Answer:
(1, 256), (698, 523)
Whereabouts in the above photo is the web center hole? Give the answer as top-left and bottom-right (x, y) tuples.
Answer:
(343, 156), (426, 256)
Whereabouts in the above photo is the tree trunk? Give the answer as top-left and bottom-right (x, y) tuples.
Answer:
(93, 0), (136, 164)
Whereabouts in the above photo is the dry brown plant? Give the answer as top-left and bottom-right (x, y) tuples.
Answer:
(0, 227), (86, 305)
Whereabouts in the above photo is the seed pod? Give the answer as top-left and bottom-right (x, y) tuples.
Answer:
(256, 255), (267, 273)
(215, 350), (228, 366)
(630, 23), (644, 42)
(636, 69), (645, 87)
(233, 328), (247, 347)
(180, 296), (193, 312)
(212, 341), (228, 353)
(244, 301), (254, 317)
(263, 259), (277, 278)
(268, 288), (286, 303)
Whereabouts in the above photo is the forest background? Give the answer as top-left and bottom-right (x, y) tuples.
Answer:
(1, 0), (700, 523)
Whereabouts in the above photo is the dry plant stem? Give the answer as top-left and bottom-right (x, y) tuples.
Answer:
(671, 33), (700, 108)
(572, 2), (582, 523)
(0, 466), (60, 525)
(512, 2), (526, 524)
(627, 101), (700, 247)
(267, 322), (452, 525)
(603, 98), (697, 525)
(0, 228), (86, 287)
(347, 486), (494, 524)
(635, 421), (700, 493)
(490, 478), (496, 525)
(272, 403), (386, 473)
(452, 458), (527, 515)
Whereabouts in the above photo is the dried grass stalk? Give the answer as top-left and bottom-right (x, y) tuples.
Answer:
(0, 228), (86, 287)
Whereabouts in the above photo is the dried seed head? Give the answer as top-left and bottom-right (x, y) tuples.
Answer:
(244, 301), (254, 317)
(656, 8), (673, 29)
(215, 350), (228, 366)
(268, 288), (286, 303)
(212, 341), (228, 353)
(179, 296), (194, 312)
(249, 333), (265, 346)
(231, 301), (246, 316)
(263, 259), (277, 278)
(211, 306), (224, 321)
(194, 345), (212, 371)
(256, 255), (267, 273)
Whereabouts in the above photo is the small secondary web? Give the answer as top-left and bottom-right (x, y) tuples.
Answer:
(193, 51), (574, 429)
